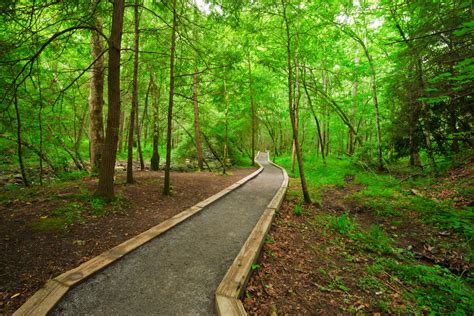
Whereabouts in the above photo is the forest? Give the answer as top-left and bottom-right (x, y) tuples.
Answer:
(0, 0), (473, 314)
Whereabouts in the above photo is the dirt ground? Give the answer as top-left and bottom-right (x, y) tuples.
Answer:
(0, 168), (254, 314)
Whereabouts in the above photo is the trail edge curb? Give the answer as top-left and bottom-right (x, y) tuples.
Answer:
(215, 152), (289, 316)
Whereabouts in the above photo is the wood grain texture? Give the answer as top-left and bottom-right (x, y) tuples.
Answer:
(13, 280), (68, 316)
(215, 295), (247, 316)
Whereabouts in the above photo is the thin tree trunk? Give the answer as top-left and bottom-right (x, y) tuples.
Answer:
(163, 0), (177, 195)
(141, 84), (149, 147)
(127, 0), (140, 183)
(322, 69), (330, 156)
(349, 54), (359, 155)
(362, 45), (383, 170)
(282, 0), (311, 204)
(150, 75), (160, 170)
(14, 90), (28, 186)
(303, 77), (325, 165)
(88, 17), (105, 173)
(75, 110), (87, 168)
(118, 111), (124, 152)
(95, 0), (125, 199)
(202, 132), (223, 167)
(37, 65), (44, 185)
(223, 71), (229, 175)
(290, 140), (296, 172)
(248, 51), (256, 166)
(136, 109), (145, 170)
(193, 65), (204, 171)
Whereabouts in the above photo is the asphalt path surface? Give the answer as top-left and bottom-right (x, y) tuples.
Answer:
(52, 152), (283, 315)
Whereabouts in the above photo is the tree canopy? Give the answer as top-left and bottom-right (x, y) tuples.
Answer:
(0, 0), (472, 196)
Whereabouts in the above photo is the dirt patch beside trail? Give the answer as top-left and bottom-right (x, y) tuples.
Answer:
(0, 168), (254, 314)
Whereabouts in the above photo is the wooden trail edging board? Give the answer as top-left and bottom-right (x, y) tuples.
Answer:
(14, 164), (264, 316)
(215, 153), (289, 316)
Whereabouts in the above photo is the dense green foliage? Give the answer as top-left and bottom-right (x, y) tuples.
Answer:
(1, 0), (472, 186)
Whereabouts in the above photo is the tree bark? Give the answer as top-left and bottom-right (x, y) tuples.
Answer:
(88, 17), (105, 173)
(95, 0), (125, 199)
(248, 51), (256, 166)
(118, 111), (124, 152)
(14, 90), (29, 186)
(223, 71), (229, 175)
(163, 0), (177, 195)
(348, 53), (359, 156)
(136, 107), (145, 170)
(282, 0), (311, 204)
(193, 65), (204, 171)
(150, 75), (161, 170)
(37, 63), (44, 185)
(127, 0), (140, 184)
(303, 76), (326, 165)
(362, 45), (384, 170)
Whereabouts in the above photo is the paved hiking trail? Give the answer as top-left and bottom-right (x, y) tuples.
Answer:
(51, 152), (284, 315)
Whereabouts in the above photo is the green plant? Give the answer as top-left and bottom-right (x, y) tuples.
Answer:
(90, 198), (106, 216)
(30, 217), (67, 231)
(328, 213), (358, 237)
(360, 225), (396, 255)
(50, 202), (84, 224)
(251, 263), (260, 270)
(293, 204), (303, 216)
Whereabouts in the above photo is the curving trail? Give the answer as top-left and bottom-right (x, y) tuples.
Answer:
(52, 152), (284, 315)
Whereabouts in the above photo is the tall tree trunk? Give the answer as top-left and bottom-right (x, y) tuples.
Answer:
(361, 45), (384, 170)
(37, 62), (44, 185)
(118, 111), (124, 152)
(322, 69), (330, 156)
(140, 85), (149, 147)
(150, 75), (161, 171)
(127, 0), (140, 184)
(248, 51), (256, 166)
(89, 17), (105, 173)
(136, 109), (145, 170)
(193, 65), (204, 171)
(223, 71), (229, 175)
(290, 140), (296, 172)
(95, 0), (125, 199)
(14, 90), (28, 186)
(163, 0), (177, 195)
(348, 53), (359, 156)
(303, 76), (326, 165)
(282, 0), (311, 204)
(74, 102), (88, 168)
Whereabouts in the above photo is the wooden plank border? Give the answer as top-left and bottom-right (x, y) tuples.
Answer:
(215, 152), (288, 316)
(14, 163), (264, 316)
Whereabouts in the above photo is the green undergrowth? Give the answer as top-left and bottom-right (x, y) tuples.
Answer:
(274, 154), (473, 314)
(312, 212), (474, 314)
(24, 187), (127, 231)
(274, 154), (473, 241)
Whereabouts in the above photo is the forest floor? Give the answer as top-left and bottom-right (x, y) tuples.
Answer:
(244, 156), (473, 314)
(0, 167), (255, 314)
